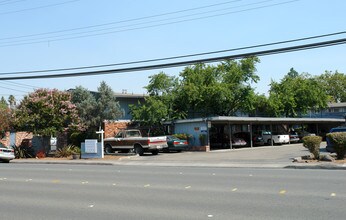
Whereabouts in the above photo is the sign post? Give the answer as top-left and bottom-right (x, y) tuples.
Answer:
(96, 129), (105, 158)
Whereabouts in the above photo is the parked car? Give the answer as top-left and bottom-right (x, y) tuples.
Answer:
(297, 130), (316, 140)
(289, 131), (300, 143)
(326, 126), (346, 153)
(230, 136), (247, 148)
(104, 129), (168, 156)
(233, 132), (264, 146)
(210, 133), (247, 148)
(164, 136), (189, 152)
(254, 130), (290, 145)
(0, 143), (15, 163)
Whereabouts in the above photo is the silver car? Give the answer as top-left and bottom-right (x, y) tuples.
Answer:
(0, 143), (15, 163)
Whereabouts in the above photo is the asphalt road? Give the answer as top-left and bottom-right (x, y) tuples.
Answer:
(0, 164), (345, 220)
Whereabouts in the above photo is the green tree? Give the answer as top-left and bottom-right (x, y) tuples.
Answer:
(131, 57), (260, 128)
(8, 95), (16, 109)
(268, 70), (329, 117)
(317, 71), (346, 103)
(130, 72), (183, 133)
(176, 57), (260, 117)
(71, 81), (123, 130)
(0, 107), (11, 138)
(0, 96), (7, 109)
(14, 88), (84, 136)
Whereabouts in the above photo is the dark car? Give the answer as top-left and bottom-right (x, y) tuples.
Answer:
(164, 136), (189, 152)
(233, 132), (264, 146)
(289, 131), (300, 143)
(326, 126), (346, 152)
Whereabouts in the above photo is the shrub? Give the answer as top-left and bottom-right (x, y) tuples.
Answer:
(12, 145), (35, 159)
(302, 136), (322, 160)
(55, 145), (79, 158)
(173, 133), (190, 141)
(199, 134), (207, 146)
(326, 132), (346, 159)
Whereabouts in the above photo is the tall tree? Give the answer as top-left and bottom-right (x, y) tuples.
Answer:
(0, 105), (11, 138)
(176, 57), (260, 117)
(268, 71), (329, 117)
(317, 71), (346, 103)
(14, 89), (84, 136)
(8, 95), (16, 109)
(0, 96), (7, 109)
(71, 81), (123, 130)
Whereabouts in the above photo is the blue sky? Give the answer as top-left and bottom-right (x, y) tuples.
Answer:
(1, 0), (345, 101)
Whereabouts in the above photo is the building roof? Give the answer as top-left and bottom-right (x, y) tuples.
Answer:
(114, 93), (147, 99)
(327, 102), (346, 108)
(173, 116), (345, 125)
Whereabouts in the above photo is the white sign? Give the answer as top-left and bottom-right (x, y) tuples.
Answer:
(85, 139), (98, 153)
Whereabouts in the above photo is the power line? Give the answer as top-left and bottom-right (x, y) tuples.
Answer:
(0, 84), (30, 92)
(0, 0), (299, 47)
(0, 0), (242, 41)
(0, 0), (279, 45)
(0, 0), (79, 16)
(1, 30), (344, 75)
(0, 0), (26, 6)
(1, 80), (39, 89)
(0, 38), (345, 81)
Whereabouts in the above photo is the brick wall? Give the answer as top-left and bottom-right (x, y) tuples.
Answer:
(104, 121), (132, 138)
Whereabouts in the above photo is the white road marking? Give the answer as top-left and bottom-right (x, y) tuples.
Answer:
(208, 214), (213, 218)
(89, 204), (94, 208)
(144, 184), (150, 187)
(232, 188), (238, 192)
(82, 181), (89, 184)
(185, 186), (191, 189)
(25, 179), (32, 182)
(330, 193), (336, 197)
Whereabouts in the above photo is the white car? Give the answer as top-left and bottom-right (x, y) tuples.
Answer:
(0, 143), (15, 163)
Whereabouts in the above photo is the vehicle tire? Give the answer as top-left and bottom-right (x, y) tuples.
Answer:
(104, 144), (113, 154)
(3, 160), (10, 163)
(267, 139), (272, 145)
(134, 145), (144, 156)
(151, 150), (159, 155)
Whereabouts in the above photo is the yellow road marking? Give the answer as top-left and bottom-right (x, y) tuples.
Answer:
(279, 190), (286, 195)
(144, 184), (150, 187)
(51, 180), (61, 183)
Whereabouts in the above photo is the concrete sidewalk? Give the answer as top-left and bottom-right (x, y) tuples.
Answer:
(11, 143), (346, 170)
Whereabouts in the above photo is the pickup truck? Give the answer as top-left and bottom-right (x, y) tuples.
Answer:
(255, 130), (290, 145)
(104, 129), (168, 156)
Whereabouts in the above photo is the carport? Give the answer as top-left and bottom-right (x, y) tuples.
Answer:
(173, 116), (345, 151)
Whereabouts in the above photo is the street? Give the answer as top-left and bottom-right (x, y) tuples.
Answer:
(0, 164), (345, 220)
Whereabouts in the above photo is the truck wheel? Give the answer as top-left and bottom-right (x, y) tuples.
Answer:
(151, 150), (159, 155)
(104, 144), (113, 154)
(134, 145), (144, 156)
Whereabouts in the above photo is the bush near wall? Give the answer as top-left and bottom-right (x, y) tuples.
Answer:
(326, 132), (346, 159)
(302, 136), (322, 160)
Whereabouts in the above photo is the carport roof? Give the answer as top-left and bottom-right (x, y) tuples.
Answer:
(174, 116), (345, 124)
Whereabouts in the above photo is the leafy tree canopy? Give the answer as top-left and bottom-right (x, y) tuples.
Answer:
(317, 71), (346, 103)
(14, 89), (84, 136)
(268, 69), (329, 117)
(131, 57), (261, 127)
(71, 81), (123, 130)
